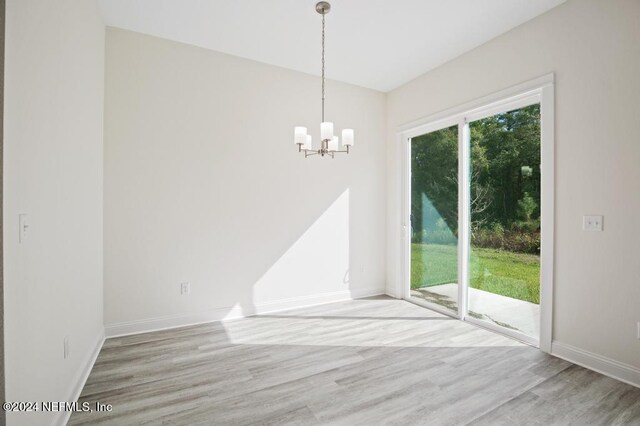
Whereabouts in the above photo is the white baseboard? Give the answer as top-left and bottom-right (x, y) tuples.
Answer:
(384, 290), (400, 299)
(551, 341), (640, 389)
(105, 287), (386, 338)
(55, 331), (105, 426)
(105, 305), (245, 338)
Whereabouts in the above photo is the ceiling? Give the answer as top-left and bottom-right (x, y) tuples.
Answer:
(98, 0), (566, 92)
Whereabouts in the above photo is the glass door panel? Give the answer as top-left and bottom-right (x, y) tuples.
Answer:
(410, 125), (459, 313)
(467, 104), (541, 338)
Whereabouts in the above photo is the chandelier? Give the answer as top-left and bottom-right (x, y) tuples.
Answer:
(294, 1), (354, 158)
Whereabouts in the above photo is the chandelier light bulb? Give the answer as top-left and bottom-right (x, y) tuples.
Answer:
(321, 122), (334, 141)
(294, 127), (307, 146)
(328, 136), (339, 151)
(342, 129), (354, 147)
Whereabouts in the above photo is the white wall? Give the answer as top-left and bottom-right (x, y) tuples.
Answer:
(3, 0), (105, 424)
(387, 0), (640, 370)
(104, 29), (386, 333)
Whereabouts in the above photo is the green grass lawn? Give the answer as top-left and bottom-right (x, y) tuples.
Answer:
(411, 243), (540, 304)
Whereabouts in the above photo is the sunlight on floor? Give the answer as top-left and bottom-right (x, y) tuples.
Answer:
(222, 297), (525, 348)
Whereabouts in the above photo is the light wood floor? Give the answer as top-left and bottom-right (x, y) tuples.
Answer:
(70, 296), (640, 425)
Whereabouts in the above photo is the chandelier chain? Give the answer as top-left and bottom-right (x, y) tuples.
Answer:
(322, 12), (325, 123)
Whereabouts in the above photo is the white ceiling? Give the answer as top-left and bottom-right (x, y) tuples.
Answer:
(98, 0), (566, 92)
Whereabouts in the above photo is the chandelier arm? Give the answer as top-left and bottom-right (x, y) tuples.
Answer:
(302, 147), (350, 157)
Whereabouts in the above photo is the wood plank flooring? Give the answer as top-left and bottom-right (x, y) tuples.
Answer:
(70, 296), (640, 425)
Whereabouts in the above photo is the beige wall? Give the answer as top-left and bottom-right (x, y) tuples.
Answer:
(4, 0), (105, 424)
(104, 29), (387, 332)
(387, 0), (640, 369)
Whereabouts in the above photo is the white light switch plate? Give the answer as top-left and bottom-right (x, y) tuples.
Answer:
(583, 215), (603, 231)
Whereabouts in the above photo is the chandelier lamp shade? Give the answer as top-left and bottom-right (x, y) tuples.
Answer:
(295, 1), (354, 158)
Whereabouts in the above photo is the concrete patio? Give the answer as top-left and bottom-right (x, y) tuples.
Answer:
(411, 283), (540, 338)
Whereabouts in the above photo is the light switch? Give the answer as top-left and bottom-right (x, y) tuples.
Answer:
(583, 215), (603, 231)
(19, 214), (29, 243)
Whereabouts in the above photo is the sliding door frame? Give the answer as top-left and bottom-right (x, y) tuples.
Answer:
(398, 74), (555, 352)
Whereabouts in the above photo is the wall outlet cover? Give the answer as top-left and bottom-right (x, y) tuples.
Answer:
(19, 214), (29, 243)
(180, 282), (191, 295)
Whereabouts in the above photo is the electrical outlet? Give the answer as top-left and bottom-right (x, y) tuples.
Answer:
(583, 215), (603, 231)
(180, 282), (190, 295)
(19, 214), (29, 243)
(64, 336), (70, 359)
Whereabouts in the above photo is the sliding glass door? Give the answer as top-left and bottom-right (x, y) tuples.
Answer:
(409, 125), (459, 314)
(467, 104), (541, 339)
(404, 88), (550, 347)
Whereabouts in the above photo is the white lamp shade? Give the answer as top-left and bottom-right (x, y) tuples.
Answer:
(321, 122), (334, 141)
(304, 134), (312, 150)
(342, 129), (354, 146)
(294, 126), (307, 145)
(328, 136), (339, 151)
